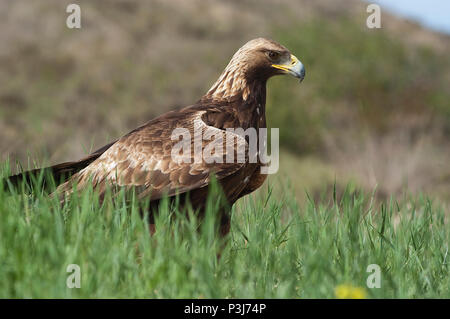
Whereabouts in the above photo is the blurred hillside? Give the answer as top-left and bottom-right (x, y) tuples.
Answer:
(0, 0), (449, 203)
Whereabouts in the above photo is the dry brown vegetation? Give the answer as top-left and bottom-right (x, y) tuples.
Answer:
(1, 0), (449, 204)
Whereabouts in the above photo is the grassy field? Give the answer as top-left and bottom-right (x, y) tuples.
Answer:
(1, 0), (449, 299)
(0, 169), (448, 298)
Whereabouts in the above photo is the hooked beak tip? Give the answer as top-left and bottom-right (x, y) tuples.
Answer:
(272, 54), (305, 83)
(298, 67), (305, 83)
(288, 54), (305, 83)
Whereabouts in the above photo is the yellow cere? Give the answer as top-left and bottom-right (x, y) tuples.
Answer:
(272, 54), (298, 72)
(290, 54), (298, 65)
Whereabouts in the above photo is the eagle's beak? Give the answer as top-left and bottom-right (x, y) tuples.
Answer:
(272, 54), (305, 82)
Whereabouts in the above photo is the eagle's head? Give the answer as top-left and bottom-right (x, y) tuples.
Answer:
(206, 38), (305, 101)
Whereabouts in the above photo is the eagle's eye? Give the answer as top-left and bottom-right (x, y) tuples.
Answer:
(266, 50), (280, 61)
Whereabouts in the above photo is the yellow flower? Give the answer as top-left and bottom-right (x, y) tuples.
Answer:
(335, 284), (367, 299)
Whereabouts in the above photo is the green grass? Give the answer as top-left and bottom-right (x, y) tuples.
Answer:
(0, 168), (448, 298)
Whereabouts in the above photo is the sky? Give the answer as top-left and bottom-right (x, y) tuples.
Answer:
(366, 0), (450, 34)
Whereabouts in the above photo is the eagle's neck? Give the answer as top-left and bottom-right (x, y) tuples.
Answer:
(200, 53), (269, 130)
(202, 50), (269, 104)
(204, 67), (251, 101)
(202, 73), (267, 127)
(241, 81), (267, 130)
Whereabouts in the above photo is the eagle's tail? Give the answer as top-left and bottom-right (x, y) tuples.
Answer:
(3, 141), (116, 192)
(5, 160), (88, 191)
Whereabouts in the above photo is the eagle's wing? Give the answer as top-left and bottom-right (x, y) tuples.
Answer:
(58, 109), (247, 200)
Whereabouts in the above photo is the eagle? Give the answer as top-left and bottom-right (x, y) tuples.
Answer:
(7, 38), (305, 236)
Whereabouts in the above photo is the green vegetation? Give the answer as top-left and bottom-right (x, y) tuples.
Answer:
(0, 1), (449, 299)
(1, 169), (448, 298)
(266, 19), (450, 202)
(268, 19), (450, 153)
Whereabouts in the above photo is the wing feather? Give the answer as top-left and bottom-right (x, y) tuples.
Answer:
(57, 109), (247, 200)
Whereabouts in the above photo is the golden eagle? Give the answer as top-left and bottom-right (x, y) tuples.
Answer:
(7, 38), (305, 236)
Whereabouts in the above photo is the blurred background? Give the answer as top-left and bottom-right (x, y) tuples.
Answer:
(1, 0), (449, 205)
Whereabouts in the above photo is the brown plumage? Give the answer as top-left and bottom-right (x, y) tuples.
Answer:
(6, 38), (305, 236)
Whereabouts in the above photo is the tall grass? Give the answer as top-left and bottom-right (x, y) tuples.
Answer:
(0, 165), (448, 298)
